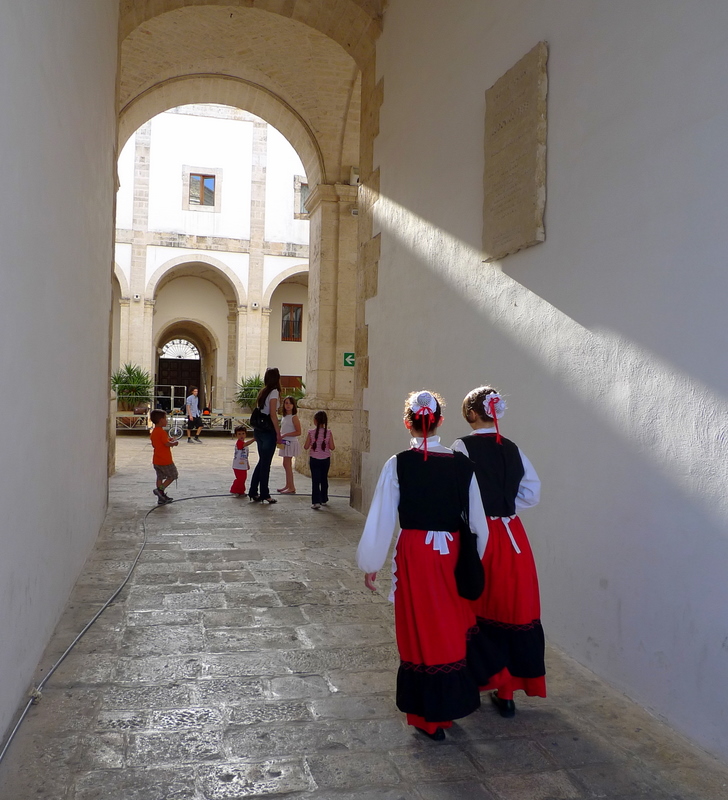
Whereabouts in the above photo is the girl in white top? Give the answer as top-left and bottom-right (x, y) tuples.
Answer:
(277, 395), (301, 494)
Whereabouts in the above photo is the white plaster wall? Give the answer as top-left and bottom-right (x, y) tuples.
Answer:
(0, 0), (118, 741)
(370, 0), (728, 759)
(115, 242), (132, 286)
(116, 135), (135, 230)
(267, 282), (308, 380)
(111, 277), (122, 374)
(264, 125), (310, 245)
(147, 112), (253, 239)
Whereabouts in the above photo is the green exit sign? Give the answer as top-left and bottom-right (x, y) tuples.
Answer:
(343, 352), (355, 367)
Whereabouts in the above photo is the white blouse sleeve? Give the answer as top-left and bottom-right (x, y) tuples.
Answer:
(451, 438), (467, 456)
(467, 473), (489, 558)
(356, 456), (400, 573)
(515, 448), (541, 510)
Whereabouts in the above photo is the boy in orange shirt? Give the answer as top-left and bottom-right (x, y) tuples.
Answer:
(150, 409), (179, 504)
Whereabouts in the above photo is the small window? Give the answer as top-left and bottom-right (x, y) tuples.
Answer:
(189, 173), (216, 206)
(299, 182), (310, 214)
(281, 303), (303, 342)
(281, 375), (302, 391)
(294, 175), (310, 220)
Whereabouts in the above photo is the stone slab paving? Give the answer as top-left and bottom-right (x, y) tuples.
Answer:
(1, 434), (727, 799)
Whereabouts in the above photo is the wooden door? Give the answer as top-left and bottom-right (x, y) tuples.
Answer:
(157, 358), (202, 410)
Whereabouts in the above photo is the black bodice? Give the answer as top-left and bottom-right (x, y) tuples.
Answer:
(396, 449), (473, 531)
(459, 434), (524, 517)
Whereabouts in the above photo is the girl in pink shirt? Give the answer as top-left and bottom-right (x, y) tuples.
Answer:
(304, 411), (335, 509)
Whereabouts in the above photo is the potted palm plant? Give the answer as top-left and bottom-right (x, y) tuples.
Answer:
(234, 374), (264, 411)
(111, 364), (154, 422)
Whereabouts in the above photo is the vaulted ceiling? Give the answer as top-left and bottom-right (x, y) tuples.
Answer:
(118, 1), (384, 184)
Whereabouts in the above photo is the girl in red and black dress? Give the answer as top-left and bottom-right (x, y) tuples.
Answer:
(356, 391), (489, 741)
(452, 385), (546, 717)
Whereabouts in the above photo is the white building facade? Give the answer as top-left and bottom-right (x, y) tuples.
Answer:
(114, 105), (310, 412)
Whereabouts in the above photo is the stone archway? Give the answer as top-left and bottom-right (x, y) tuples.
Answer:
(118, 5), (367, 186)
(155, 319), (220, 411)
(118, 1), (380, 69)
(118, 76), (326, 187)
(118, 0), (383, 482)
(150, 262), (240, 413)
(146, 254), (245, 306)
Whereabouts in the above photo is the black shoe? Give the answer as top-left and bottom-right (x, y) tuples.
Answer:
(490, 691), (516, 718)
(415, 726), (445, 741)
(261, 497), (277, 504)
(249, 494), (260, 502)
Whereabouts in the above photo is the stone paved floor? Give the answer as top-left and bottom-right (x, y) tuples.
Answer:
(1, 435), (727, 799)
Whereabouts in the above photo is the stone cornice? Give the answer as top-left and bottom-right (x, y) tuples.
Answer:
(115, 229), (309, 258)
(304, 183), (359, 214)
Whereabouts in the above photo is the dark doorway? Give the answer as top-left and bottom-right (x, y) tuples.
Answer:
(157, 358), (203, 410)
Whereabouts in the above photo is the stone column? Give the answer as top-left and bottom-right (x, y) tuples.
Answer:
(297, 182), (358, 478)
(118, 298), (131, 365)
(236, 304), (248, 381)
(260, 306), (272, 372)
(127, 121), (152, 371)
(141, 298), (156, 374)
(243, 120), (267, 378)
(225, 301), (238, 413)
(351, 58), (383, 511)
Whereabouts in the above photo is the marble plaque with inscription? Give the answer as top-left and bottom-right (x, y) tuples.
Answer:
(483, 42), (548, 261)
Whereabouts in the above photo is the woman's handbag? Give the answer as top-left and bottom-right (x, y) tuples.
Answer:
(250, 406), (274, 433)
(454, 514), (485, 601)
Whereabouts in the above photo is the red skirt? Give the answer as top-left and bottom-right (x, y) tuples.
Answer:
(393, 529), (482, 730)
(471, 515), (546, 699)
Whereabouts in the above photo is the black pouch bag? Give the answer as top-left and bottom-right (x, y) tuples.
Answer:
(454, 513), (485, 601)
(250, 406), (274, 432)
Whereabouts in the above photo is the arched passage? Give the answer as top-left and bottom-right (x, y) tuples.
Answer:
(119, 0), (380, 68)
(119, 76), (326, 186)
(118, 4), (366, 186)
(150, 261), (239, 413)
(146, 253), (245, 306)
(263, 263), (309, 308)
(266, 266), (309, 387)
(155, 318), (220, 412)
(117, 1), (371, 477)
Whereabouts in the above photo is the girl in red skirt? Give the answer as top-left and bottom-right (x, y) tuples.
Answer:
(452, 385), (546, 717)
(357, 391), (489, 741)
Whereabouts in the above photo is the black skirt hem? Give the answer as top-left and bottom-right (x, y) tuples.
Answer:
(396, 660), (481, 722)
(471, 616), (546, 679)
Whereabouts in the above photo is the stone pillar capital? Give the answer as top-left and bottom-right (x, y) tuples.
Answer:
(305, 182), (358, 214)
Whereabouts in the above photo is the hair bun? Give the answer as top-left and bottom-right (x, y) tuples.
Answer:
(484, 392), (507, 420)
(410, 391), (437, 415)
